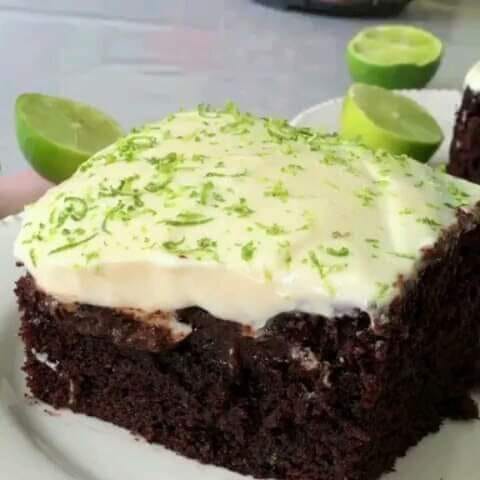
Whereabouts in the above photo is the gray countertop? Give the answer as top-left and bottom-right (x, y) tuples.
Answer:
(0, 0), (478, 175)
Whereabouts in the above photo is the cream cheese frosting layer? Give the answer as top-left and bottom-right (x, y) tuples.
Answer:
(15, 104), (480, 329)
(465, 61), (480, 93)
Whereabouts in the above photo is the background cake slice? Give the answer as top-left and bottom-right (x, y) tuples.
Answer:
(15, 105), (480, 480)
(448, 61), (480, 182)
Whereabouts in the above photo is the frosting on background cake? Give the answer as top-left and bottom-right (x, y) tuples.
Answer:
(15, 104), (480, 328)
(465, 61), (480, 93)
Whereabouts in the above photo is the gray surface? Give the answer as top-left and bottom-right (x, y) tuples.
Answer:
(0, 0), (478, 175)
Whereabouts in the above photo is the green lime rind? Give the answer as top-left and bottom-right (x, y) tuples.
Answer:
(340, 84), (444, 163)
(15, 93), (124, 183)
(347, 53), (442, 90)
(347, 25), (443, 90)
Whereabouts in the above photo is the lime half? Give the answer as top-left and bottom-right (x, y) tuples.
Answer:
(347, 25), (443, 90)
(340, 84), (444, 163)
(16, 93), (124, 183)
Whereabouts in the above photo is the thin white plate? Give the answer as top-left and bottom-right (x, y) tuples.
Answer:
(2, 90), (480, 480)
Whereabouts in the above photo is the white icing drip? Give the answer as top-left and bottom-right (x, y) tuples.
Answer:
(31, 348), (59, 371)
(465, 61), (480, 93)
(14, 107), (480, 329)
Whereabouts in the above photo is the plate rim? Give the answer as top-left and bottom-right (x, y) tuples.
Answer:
(0, 212), (23, 227)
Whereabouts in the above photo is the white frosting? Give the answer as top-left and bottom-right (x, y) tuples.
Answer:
(32, 348), (59, 371)
(14, 105), (480, 329)
(465, 61), (480, 93)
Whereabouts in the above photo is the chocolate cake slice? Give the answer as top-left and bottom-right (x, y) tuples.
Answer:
(15, 104), (480, 480)
(448, 61), (480, 182)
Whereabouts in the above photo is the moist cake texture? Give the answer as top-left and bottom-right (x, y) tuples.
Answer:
(449, 61), (480, 183)
(15, 104), (480, 480)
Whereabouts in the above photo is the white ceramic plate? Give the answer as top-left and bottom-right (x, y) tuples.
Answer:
(2, 90), (480, 480)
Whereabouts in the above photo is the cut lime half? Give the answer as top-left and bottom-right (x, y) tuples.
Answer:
(340, 84), (444, 163)
(15, 93), (124, 183)
(347, 25), (443, 90)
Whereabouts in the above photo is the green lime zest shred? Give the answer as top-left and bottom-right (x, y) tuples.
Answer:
(326, 246), (350, 257)
(264, 181), (289, 202)
(200, 181), (215, 206)
(226, 198), (254, 217)
(206, 169), (248, 178)
(256, 222), (288, 236)
(49, 233), (98, 255)
(164, 211), (213, 227)
(241, 241), (256, 262)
